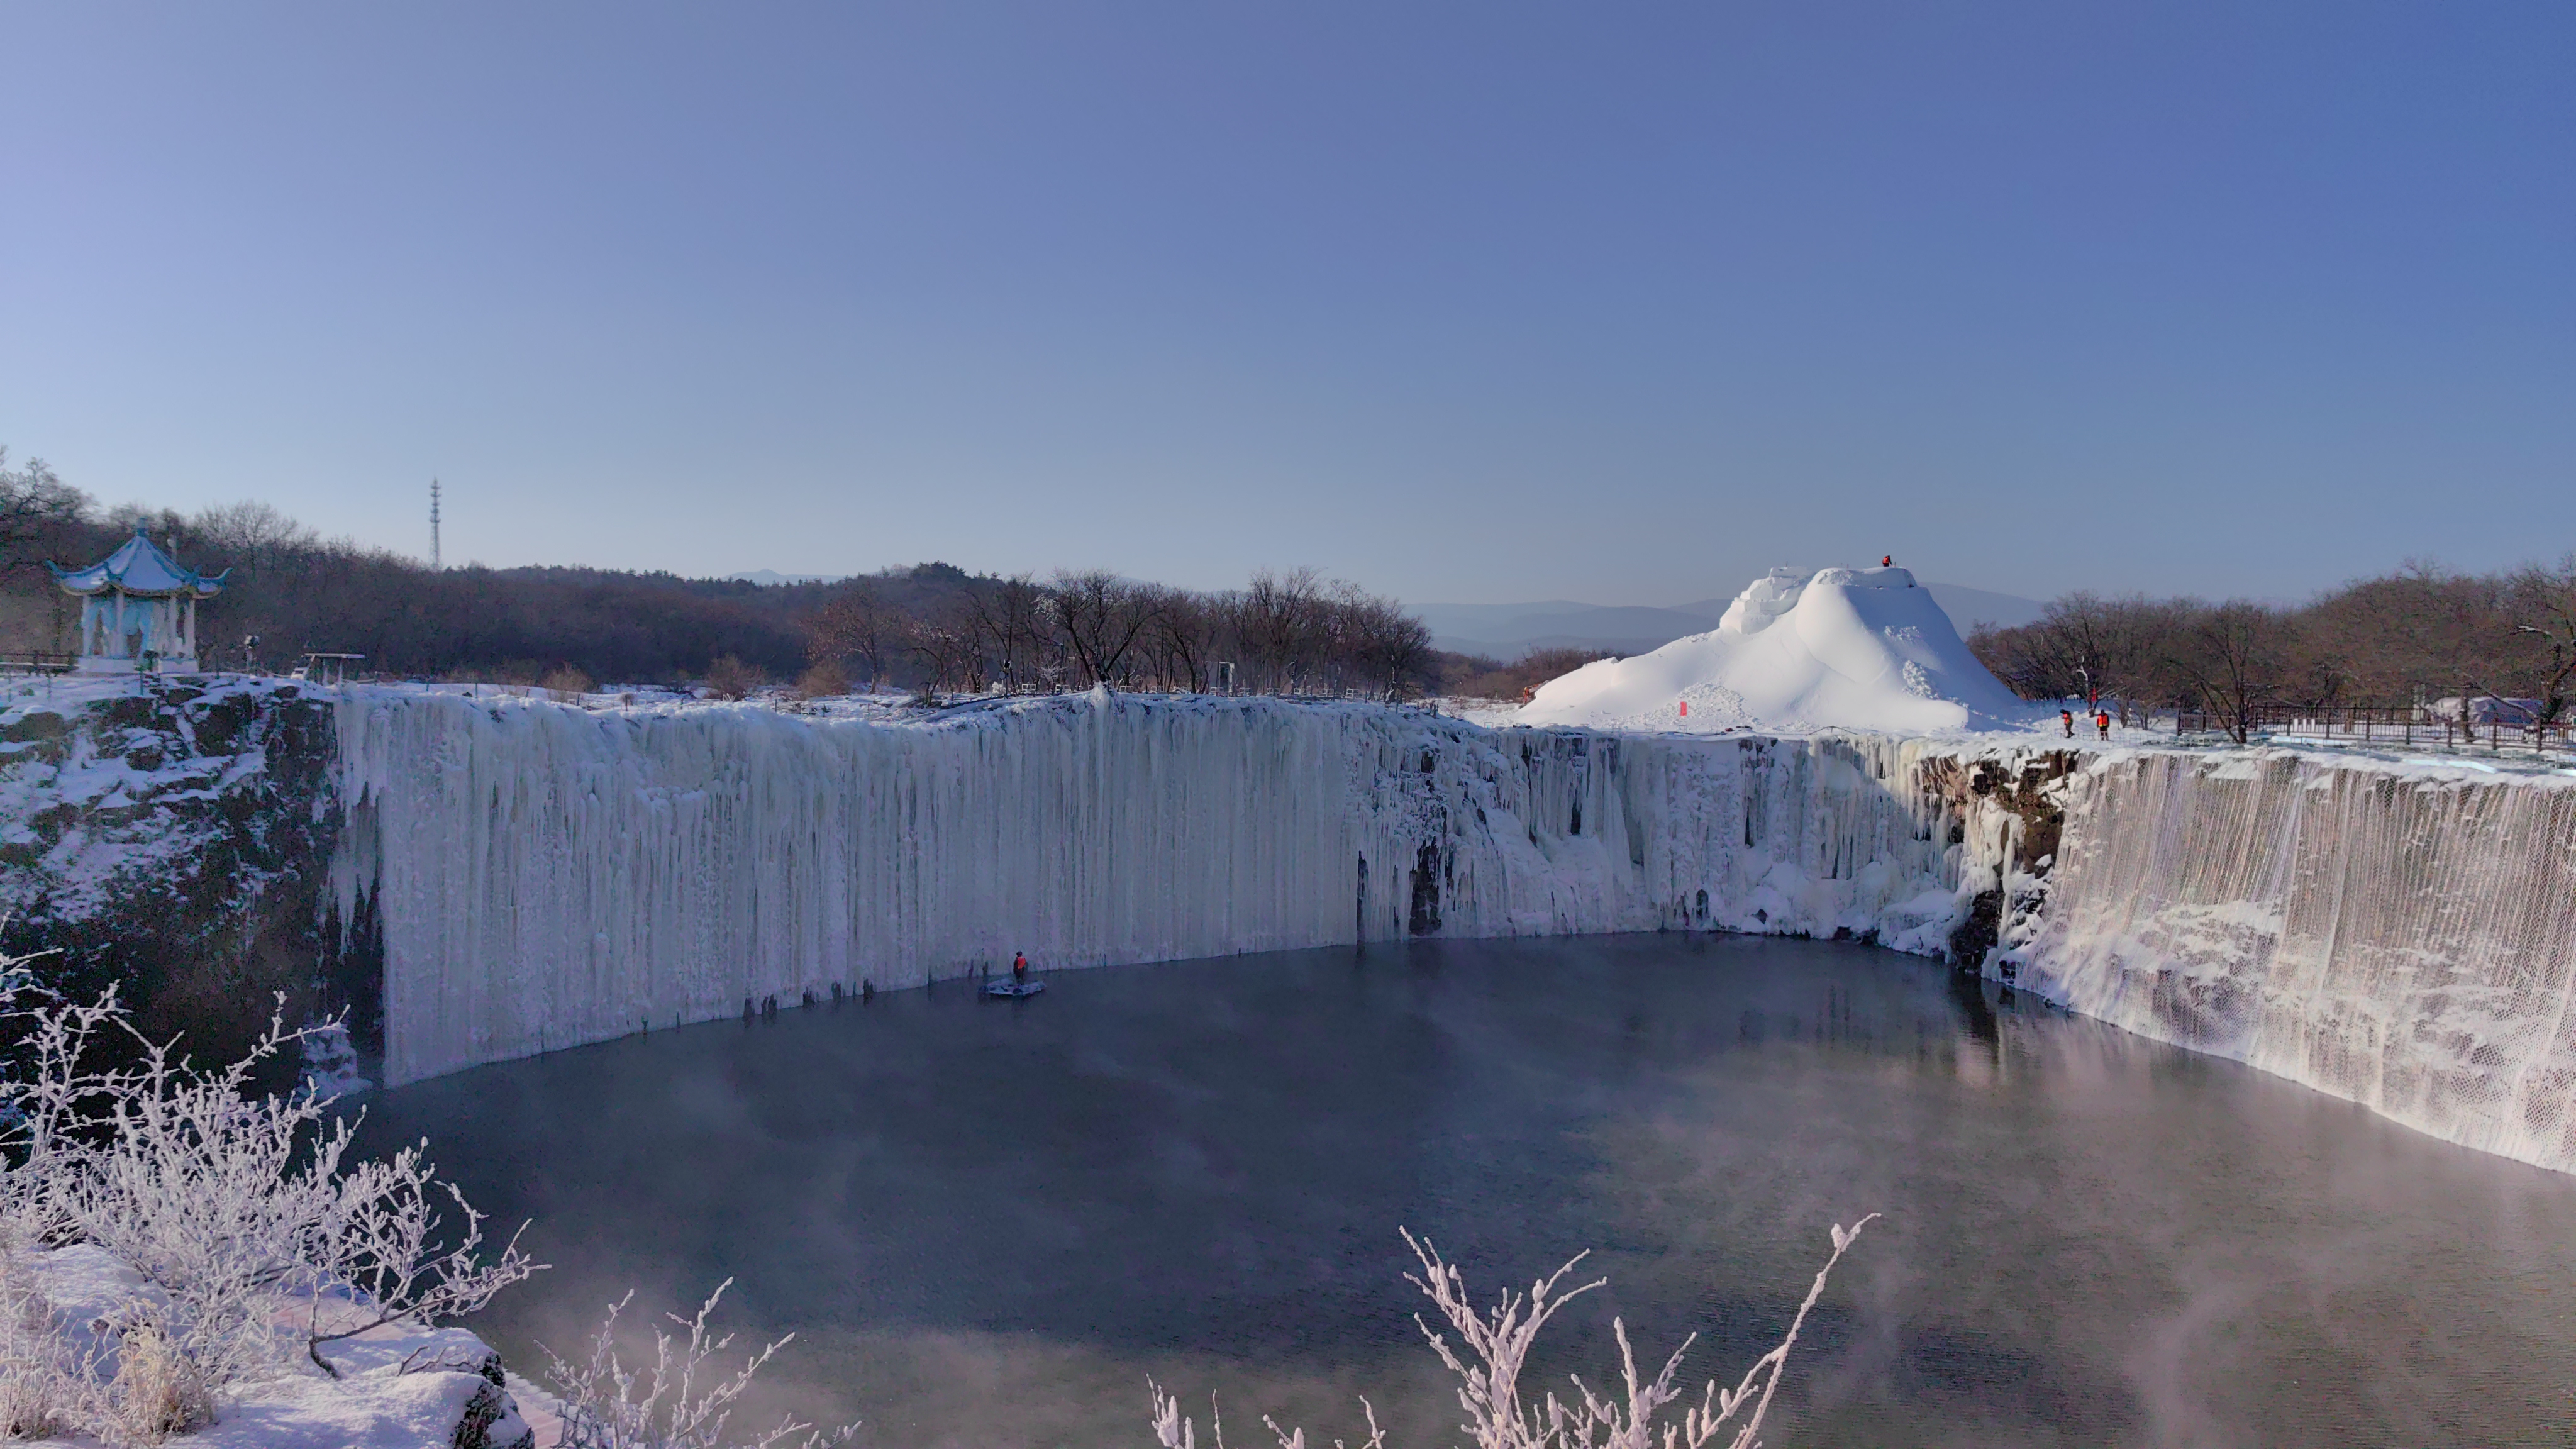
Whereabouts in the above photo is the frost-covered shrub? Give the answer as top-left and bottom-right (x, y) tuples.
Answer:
(1150, 1219), (1875, 1449)
(4, 985), (540, 1387)
(104, 1314), (212, 1445)
(541, 1279), (855, 1449)
(0, 1241), (104, 1441)
(0, 950), (540, 1438)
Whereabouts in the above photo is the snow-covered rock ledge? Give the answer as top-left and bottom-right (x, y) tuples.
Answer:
(13, 1245), (531, 1449)
(0, 674), (362, 1066)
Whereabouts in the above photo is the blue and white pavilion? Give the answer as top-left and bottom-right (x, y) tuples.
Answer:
(48, 524), (229, 674)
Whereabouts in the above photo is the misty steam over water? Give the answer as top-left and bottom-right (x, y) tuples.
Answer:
(363, 935), (2576, 1447)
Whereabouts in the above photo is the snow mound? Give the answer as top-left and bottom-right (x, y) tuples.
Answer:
(1516, 565), (2036, 735)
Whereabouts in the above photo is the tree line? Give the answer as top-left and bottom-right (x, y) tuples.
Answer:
(801, 564), (1433, 697)
(0, 452), (1437, 697)
(1968, 558), (2576, 742)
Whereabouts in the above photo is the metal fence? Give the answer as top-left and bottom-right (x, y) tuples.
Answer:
(2173, 704), (2576, 755)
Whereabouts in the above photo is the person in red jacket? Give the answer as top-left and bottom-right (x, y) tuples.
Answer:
(2060, 708), (2074, 738)
(2094, 709), (2111, 741)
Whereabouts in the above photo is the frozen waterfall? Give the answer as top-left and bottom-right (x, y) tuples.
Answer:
(2016, 750), (2576, 1173)
(333, 686), (2576, 1177)
(331, 690), (2009, 1086)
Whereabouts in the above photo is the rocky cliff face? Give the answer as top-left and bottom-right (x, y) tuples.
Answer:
(0, 675), (375, 1069)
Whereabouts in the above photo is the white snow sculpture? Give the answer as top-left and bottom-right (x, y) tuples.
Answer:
(1516, 565), (2036, 735)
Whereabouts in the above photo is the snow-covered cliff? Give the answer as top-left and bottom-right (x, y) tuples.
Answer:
(2012, 749), (2576, 1173)
(331, 687), (2576, 1172)
(330, 689), (2038, 1086)
(0, 675), (360, 1062)
(22, 679), (2574, 1174)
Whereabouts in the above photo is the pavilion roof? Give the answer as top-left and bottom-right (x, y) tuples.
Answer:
(48, 524), (229, 599)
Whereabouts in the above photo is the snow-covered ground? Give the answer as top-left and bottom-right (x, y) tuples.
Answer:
(13, 1245), (530, 1449)
(1, 674), (340, 991)
(0, 675), (297, 921)
(1516, 565), (2042, 735)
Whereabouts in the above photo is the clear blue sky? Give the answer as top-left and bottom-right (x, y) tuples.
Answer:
(3, 3), (2568, 606)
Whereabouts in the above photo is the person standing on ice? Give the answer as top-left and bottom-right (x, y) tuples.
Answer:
(2060, 708), (2074, 738)
(1013, 951), (1029, 983)
(1881, 555), (1892, 567)
(2094, 709), (2111, 741)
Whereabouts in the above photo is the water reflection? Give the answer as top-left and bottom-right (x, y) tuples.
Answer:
(361, 934), (2576, 1447)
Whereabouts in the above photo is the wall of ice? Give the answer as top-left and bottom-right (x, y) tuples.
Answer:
(333, 686), (2576, 1177)
(2013, 750), (2576, 1173)
(333, 689), (2026, 1086)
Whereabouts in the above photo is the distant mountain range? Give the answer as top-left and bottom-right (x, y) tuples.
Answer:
(1414, 582), (2049, 660)
(725, 569), (845, 587)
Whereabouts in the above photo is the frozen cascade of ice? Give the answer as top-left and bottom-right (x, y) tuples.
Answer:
(2017, 750), (2576, 1172)
(326, 689), (2576, 1172)
(332, 689), (2018, 1086)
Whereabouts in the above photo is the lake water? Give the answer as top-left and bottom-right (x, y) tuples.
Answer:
(360, 935), (2576, 1448)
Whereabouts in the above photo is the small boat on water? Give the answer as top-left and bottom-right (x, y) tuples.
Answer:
(983, 977), (1046, 999)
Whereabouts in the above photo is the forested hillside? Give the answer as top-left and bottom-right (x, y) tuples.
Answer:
(1967, 562), (2576, 738)
(0, 452), (1437, 696)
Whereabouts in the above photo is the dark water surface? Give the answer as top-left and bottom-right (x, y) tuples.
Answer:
(361, 936), (2576, 1447)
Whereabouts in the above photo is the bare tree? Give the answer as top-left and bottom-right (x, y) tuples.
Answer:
(189, 501), (318, 574)
(962, 574), (1051, 691)
(1143, 587), (1218, 692)
(2485, 557), (2576, 740)
(544, 1280), (855, 1449)
(2167, 602), (2292, 744)
(1336, 582), (1435, 697)
(0, 449), (92, 578)
(1236, 567), (1326, 693)
(701, 655), (767, 701)
(1050, 570), (1161, 687)
(803, 579), (899, 685)
(1969, 593), (2192, 721)
(2298, 562), (2504, 717)
(905, 596), (986, 693)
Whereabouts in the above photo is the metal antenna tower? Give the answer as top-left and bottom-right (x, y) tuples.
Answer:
(430, 479), (443, 571)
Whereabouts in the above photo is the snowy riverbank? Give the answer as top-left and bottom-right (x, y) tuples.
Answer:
(13, 1243), (531, 1449)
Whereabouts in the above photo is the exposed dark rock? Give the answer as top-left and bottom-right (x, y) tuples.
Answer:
(0, 679), (370, 1077)
(1407, 839), (1443, 935)
(1946, 886), (2004, 975)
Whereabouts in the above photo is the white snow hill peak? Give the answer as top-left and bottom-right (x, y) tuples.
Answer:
(1515, 565), (2037, 735)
